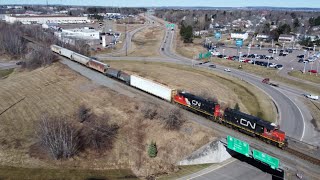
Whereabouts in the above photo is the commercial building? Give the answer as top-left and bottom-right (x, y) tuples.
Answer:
(256, 34), (270, 41)
(56, 27), (100, 40)
(5, 14), (89, 24)
(278, 34), (295, 42)
(230, 32), (249, 40)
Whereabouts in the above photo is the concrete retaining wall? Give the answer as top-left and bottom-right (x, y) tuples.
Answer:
(178, 139), (232, 165)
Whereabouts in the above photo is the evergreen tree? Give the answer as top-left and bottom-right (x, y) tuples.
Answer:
(234, 103), (240, 111)
(148, 141), (157, 158)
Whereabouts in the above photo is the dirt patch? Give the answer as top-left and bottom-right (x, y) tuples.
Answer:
(104, 61), (276, 122)
(0, 63), (216, 177)
(130, 26), (164, 57)
(175, 33), (207, 59)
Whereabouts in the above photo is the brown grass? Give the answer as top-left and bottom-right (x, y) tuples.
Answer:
(301, 99), (320, 131)
(104, 61), (276, 122)
(288, 70), (320, 84)
(130, 26), (164, 57)
(175, 34), (207, 59)
(0, 63), (216, 177)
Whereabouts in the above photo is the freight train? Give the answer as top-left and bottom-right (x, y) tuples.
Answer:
(51, 45), (288, 148)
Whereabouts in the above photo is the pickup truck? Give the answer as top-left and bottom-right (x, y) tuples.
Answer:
(262, 78), (279, 87)
(304, 94), (319, 100)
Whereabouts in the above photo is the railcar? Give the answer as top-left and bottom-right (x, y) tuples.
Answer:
(87, 59), (109, 73)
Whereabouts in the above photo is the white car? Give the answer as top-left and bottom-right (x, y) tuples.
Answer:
(224, 68), (231, 72)
(269, 63), (277, 68)
(304, 94), (319, 100)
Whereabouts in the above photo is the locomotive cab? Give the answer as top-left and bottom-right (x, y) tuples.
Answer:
(262, 123), (286, 143)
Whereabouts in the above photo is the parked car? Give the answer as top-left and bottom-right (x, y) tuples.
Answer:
(269, 63), (278, 68)
(224, 68), (231, 72)
(209, 64), (216, 68)
(297, 55), (305, 58)
(268, 49), (273, 53)
(298, 59), (304, 63)
(242, 54), (248, 58)
(275, 64), (283, 69)
(308, 70), (318, 73)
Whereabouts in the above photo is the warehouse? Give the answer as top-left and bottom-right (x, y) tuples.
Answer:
(4, 14), (89, 24)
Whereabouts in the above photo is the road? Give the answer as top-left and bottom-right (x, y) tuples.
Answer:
(0, 61), (18, 70)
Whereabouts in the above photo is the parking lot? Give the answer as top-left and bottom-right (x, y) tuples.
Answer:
(213, 46), (319, 73)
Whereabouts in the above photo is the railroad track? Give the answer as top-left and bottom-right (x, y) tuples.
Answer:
(286, 137), (320, 165)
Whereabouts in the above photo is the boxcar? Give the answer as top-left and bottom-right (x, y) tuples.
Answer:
(87, 60), (109, 74)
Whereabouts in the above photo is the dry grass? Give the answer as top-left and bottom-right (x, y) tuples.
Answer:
(175, 34), (207, 59)
(104, 61), (276, 122)
(0, 68), (14, 78)
(130, 26), (164, 57)
(0, 166), (138, 180)
(288, 70), (320, 84)
(301, 99), (320, 131)
(209, 58), (320, 95)
(116, 24), (145, 33)
(0, 63), (216, 177)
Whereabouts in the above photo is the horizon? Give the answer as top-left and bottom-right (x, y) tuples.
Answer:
(1, 0), (320, 8)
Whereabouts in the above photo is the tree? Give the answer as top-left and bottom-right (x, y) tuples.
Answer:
(293, 18), (300, 30)
(234, 103), (240, 111)
(148, 141), (157, 158)
(162, 108), (185, 131)
(183, 25), (193, 43)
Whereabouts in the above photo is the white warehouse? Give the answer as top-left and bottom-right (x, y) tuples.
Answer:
(5, 14), (89, 24)
(56, 28), (101, 40)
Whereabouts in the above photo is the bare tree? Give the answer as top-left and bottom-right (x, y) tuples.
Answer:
(37, 115), (83, 160)
(140, 103), (158, 120)
(22, 46), (57, 69)
(161, 107), (185, 131)
(77, 104), (92, 123)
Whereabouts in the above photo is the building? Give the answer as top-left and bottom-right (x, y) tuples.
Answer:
(5, 14), (89, 24)
(278, 34), (295, 42)
(193, 30), (209, 36)
(230, 32), (248, 40)
(256, 34), (270, 41)
(57, 27), (100, 40)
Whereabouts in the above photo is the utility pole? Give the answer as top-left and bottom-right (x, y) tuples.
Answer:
(303, 62), (307, 74)
(125, 23), (128, 56)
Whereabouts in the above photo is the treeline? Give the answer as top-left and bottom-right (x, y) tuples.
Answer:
(0, 21), (90, 69)
(86, 7), (146, 15)
(179, 23), (193, 43)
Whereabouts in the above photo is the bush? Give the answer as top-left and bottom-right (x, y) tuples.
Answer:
(22, 47), (57, 69)
(234, 103), (240, 111)
(37, 115), (83, 159)
(141, 103), (158, 120)
(148, 141), (157, 158)
(162, 107), (185, 131)
(77, 104), (92, 123)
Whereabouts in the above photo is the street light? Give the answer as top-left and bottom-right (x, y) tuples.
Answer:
(314, 45), (317, 54)
(247, 46), (251, 55)
(276, 45), (279, 54)
(282, 43), (285, 50)
(239, 52), (242, 62)
(271, 39), (274, 48)
(222, 49), (225, 56)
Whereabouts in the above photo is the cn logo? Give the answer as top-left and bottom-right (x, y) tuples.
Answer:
(191, 100), (201, 107)
(240, 118), (256, 129)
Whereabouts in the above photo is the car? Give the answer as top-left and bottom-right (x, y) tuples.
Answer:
(297, 55), (305, 58)
(275, 64), (283, 69)
(217, 55), (224, 58)
(161, 47), (164, 51)
(209, 64), (216, 68)
(298, 59), (304, 63)
(280, 50), (284, 53)
(308, 70), (318, 73)
(268, 49), (273, 53)
(286, 49), (293, 53)
(224, 68), (231, 72)
(16, 61), (23, 65)
(304, 94), (319, 100)
(269, 63), (278, 68)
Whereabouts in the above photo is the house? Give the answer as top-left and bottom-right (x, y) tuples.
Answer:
(194, 30), (209, 36)
(230, 32), (248, 40)
(278, 34), (295, 42)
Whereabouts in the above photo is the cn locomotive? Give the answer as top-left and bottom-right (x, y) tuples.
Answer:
(51, 45), (287, 148)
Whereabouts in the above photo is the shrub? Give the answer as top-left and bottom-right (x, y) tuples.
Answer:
(148, 141), (157, 158)
(234, 103), (240, 111)
(162, 107), (185, 131)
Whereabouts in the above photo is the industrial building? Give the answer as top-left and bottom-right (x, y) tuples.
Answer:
(4, 14), (89, 24)
(56, 28), (101, 40)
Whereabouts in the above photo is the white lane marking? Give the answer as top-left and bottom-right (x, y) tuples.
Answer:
(186, 159), (237, 180)
(276, 89), (305, 140)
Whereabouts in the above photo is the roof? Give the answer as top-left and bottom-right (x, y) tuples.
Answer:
(279, 34), (294, 38)
(9, 14), (86, 18)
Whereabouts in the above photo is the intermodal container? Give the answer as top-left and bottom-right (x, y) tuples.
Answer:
(130, 75), (173, 101)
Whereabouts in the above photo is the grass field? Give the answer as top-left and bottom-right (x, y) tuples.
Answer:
(0, 166), (138, 180)
(104, 61), (276, 122)
(288, 70), (320, 84)
(130, 26), (164, 57)
(0, 63), (216, 177)
(0, 68), (14, 78)
(175, 34), (207, 59)
(301, 99), (320, 131)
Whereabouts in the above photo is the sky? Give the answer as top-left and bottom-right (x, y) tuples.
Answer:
(0, 0), (319, 8)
